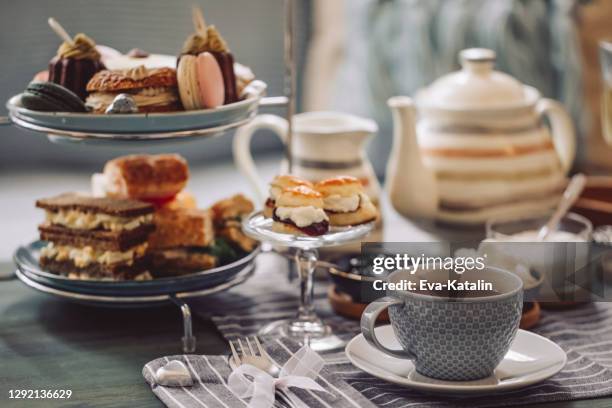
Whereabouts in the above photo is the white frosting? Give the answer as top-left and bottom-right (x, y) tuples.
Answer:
(275, 206), (328, 227)
(323, 194), (361, 213)
(46, 210), (152, 231)
(41, 242), (148, 267)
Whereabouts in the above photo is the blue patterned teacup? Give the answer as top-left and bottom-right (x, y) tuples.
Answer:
(361, 267), (523, 381)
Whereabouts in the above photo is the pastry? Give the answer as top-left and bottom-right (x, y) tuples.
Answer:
(85, 66), (180, 113)
(36, 193), (155, 281)
(48, 33), (105, 100)
(177, 52), (225, 110)
(92, 154), (189, 204)
(21, 81), (87, 113)
(315, 176), (378, 226)
(265, 175), (313, 218)
(181, 24), (238, 104)
(147, 208), (217, 275)
(210, 194), (257, 252)
(272, 186), (329, 236)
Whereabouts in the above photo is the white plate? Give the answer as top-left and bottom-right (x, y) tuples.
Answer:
(345, 325), (566, 394)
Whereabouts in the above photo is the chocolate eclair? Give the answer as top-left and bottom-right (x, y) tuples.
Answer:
(272, 186), (329, 236)
(264, 175), (313, 218)
(315, 176), (378, 226)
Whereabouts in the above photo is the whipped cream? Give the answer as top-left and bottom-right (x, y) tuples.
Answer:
(275, 206), (328, 227)
(323, 194), (361, 213)
(46, 210), (153, 231)
(41, 242), (148, 267)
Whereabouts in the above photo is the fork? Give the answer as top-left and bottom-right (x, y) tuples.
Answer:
(229, 336), (295, 408)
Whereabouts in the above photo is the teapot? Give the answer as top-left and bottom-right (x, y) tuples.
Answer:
(387, 48), (576, 225)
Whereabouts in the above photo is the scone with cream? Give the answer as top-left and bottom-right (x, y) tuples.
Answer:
(272, 186), (329, 236)
(265, 175), (313, 218)
(315, 176), (378, 226)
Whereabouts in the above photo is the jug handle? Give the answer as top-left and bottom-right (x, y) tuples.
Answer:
(536, 99), (576, 174)
(233, 114), (288, 203)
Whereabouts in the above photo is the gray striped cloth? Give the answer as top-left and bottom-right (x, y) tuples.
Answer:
(143, 336), (375, 408)
(162, 253), (612, 407)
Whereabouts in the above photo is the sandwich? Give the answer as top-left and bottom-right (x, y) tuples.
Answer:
(147, 207), (217, 275)
(315, 176), (378, 226)
(91, 154), (193, 209)
(272, 186), (329, 236)
(85, 66), (180, 113)
(265, 175), (313, 218)
(36, 193), (155, 281)
(210, 194), (257, 252)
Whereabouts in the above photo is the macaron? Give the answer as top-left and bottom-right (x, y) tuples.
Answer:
(177, 52), (224, 110)
(21, 81), (87, 113)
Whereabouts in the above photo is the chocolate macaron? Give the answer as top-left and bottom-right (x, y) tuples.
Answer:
(21, 81), (87, 113)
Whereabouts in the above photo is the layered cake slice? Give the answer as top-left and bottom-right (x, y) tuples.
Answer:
(36, 193), (155, 280)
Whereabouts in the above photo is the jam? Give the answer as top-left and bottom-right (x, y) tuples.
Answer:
(273, 212), (329, 236)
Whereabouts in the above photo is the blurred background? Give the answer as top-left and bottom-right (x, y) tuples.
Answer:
(2, 0), (612, 257)
(3, 0), (612, 173)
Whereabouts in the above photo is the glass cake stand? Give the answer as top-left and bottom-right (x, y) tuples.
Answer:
(243, 211), (374, 351)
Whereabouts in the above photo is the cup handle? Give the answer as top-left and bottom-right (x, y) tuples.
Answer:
(360, 296), (416, 360)
(233, 114), (288, 203)
(536, 98), (576, 174)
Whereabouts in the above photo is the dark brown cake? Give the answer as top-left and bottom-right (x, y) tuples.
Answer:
(47, 33), (105, 100)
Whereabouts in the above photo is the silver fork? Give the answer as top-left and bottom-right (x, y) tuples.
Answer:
(229, 336), (295, 408)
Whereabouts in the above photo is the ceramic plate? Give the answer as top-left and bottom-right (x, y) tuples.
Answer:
(5, 80), (265, 137)
(345, 325), (566, 394)
(14, 240), (260, 297)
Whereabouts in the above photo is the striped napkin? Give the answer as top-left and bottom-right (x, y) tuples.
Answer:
(143, 335), (375, 408)
(190, 253), (612, 407)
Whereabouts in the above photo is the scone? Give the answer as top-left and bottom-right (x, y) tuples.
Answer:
(315, 176), (378, 226)
(265, 175), (313, 218)
(272, 186), (329, 236)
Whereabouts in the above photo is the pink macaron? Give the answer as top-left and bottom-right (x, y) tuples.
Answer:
(195, 52), (225, 109)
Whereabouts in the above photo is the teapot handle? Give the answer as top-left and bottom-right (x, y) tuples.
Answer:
(233, 114), (288, 204)
(536, 99), (576, 174)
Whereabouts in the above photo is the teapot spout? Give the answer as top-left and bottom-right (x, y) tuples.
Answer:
(386, 96), (439, 219)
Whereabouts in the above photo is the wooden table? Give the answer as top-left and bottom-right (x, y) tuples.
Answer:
(0, 260), (610, 408)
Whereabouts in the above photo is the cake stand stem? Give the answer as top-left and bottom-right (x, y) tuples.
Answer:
(296, 248), (317, 321)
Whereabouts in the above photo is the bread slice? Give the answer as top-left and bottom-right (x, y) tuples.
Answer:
(39, 257), (149, 281)
(148, 208), (214, 249)
(39, 223), (154, 251)
(36, 193), (154, 217)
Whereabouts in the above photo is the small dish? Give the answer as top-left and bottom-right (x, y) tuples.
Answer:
(345, 325), (566, 395)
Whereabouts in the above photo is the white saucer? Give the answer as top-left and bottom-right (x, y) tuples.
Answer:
(345, 325), (566, 394)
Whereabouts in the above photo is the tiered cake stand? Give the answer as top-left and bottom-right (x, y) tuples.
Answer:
(2, 0), (300, 353)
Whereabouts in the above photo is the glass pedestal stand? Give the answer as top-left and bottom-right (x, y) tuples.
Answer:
(243, 212), (374, 351)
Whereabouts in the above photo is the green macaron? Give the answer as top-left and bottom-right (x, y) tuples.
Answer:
(21, 81), (87, 113)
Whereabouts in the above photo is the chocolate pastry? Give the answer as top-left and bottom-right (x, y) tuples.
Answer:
(48, 33), (105, 100)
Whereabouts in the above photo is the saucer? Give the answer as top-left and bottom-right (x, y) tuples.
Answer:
(345, 325), (566, 394)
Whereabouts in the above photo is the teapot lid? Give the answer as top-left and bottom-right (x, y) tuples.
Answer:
(416, 49), (534, 110)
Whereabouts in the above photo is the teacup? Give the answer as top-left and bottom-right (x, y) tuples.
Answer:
(361, 267), (523, 381)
